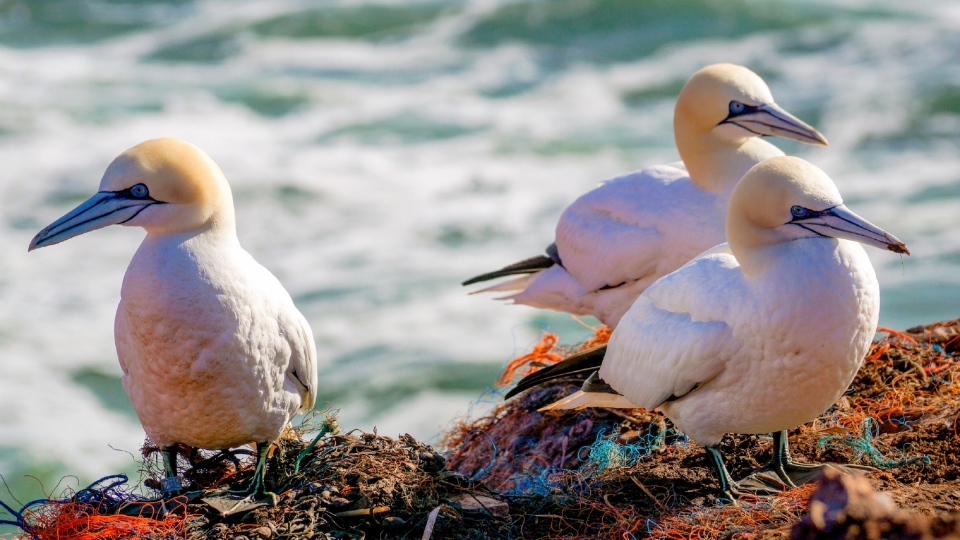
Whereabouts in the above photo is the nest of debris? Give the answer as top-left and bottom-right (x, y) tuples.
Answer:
(3, 318), (959, 540)
(2, 414), (516, 540)
(441, 318), (960, 539)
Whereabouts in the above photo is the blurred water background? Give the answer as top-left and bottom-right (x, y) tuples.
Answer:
(0, 0), (959, 515)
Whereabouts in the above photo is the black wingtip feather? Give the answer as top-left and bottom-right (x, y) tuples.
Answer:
(503, 344), (608, 399)
(462, 254), (555, 286)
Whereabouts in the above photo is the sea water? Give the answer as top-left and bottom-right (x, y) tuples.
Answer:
(0, 0), (958, 511)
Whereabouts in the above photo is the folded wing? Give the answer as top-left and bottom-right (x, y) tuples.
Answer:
(600, 246), (745, 409)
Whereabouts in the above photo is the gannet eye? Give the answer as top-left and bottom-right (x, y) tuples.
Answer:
(130, 184), (149, 198)
(729, 101), (746, 114)
(791, 205), (809, 218)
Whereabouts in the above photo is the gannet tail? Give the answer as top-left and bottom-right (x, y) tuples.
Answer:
(504, 344), (606, 399)
(538, 390), (640, 411)
(462, 244), (560, 286)
(469, 273), (539, 295)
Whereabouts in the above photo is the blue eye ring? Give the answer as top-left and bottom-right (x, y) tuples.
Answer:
(791, 205), (808, 218)
(729, 101), (746, 114)
(130, 184), (149, 198)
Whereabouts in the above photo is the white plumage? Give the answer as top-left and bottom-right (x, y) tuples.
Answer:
(467, 64), (827, 328)
(508, 162), (727, 326)
(537, 156), (908, 497)
(30, 138), (318, 496)
(600, 238), (877, 445)
(116, 228), (317, 449)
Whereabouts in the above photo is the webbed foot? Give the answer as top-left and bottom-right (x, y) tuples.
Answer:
(705, 444), (784, 506)
(755, 431), (877, 488)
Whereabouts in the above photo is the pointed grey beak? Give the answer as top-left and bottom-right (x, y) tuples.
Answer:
(29, 190), (161, 251)
(725, 103), (828, 146)
(792, 204), (909, 255)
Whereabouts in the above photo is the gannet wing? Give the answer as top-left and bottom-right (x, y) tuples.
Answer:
(599, 247), (744, 409)
(287, 311), (318, 413)
(556, 163), (723, 294)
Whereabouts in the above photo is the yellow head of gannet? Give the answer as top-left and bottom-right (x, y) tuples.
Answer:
(29, 138), (320, 503)
(725, 156), (909, 277)
(675, 63), (827, 192)
(30, 138), (234, 250)
(529, 156), (908, 501)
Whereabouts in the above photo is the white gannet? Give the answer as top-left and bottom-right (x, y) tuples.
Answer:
(29, 138), (318, 502)
(509, 156), (908, 500)
(464, 64), (828, 330)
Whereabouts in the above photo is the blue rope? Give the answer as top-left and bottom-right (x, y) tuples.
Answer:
(817, 418), (930, 469)
(0, 496), (26, 529)
(459, 430), (497, 481)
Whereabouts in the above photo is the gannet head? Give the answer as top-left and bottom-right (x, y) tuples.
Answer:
(675, 64), (828, 146)
(727, 156), (908, 263)
(29, 138), (234, 251)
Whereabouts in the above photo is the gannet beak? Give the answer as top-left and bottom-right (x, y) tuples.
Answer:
(791, 204), (909, 255)
(29, 189), (162, 251)
(723, 103), (828, 146)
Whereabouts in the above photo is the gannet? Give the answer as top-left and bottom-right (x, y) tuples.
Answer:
(29, 138), (318, 501)
(464, 64), (827, 329)
(510, 156), (908, 500)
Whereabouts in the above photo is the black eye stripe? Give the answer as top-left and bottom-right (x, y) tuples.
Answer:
(789, 205), (836, 223)
(719, 102), (761, 125)
(114, 183), (156, 201)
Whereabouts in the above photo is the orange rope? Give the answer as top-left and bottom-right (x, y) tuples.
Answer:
(580, 325), (612, 350)
(496, 324), (613, 387)
(865, 342), (891, 363)
(23, 501), (187, 540)
(876, 326), (918, 344)
(497, 333), (564, 386)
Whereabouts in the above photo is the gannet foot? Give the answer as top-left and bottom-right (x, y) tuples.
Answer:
(244, 441), (278, 506)
(204, 442), (279, 515)
(757, 431), (877, 489)
(768, 460), (876, 488)
(730, 473), (789, 498)
(705, 444), (783, 505)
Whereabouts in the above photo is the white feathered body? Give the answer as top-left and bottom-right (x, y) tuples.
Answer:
(600, 238), (879, 446)
(115, 229), (318, 449)
(505, 163), (729, 328)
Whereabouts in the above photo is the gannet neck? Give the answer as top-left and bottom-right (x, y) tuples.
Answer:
(675, 126), (784, 194)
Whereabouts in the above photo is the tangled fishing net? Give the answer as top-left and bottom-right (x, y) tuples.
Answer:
(2, 318), (959, 539)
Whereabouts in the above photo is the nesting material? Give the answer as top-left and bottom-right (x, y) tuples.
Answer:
(5, 319), (960, 540)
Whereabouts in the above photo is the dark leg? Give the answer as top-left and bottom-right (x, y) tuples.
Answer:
(199, 443), (277, 515)
(770, 430), (821, 487)
(160, 445), (183, 495)
(705, 445), (742, 504)
(248, 442), (271, 500)
(766, 430), (875, 487)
